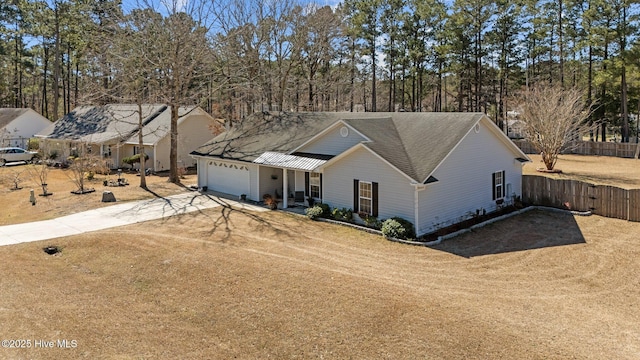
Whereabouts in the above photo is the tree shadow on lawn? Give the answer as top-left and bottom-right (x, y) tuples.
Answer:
(142, 189), (290, 243)
(430, 209), (587, 258)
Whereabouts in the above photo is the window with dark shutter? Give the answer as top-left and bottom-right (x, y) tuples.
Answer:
(353, 179), (359, 212)
(372, 182), (378, 217)
(492, 171), (505, 200)
(310, 172), (321, 198)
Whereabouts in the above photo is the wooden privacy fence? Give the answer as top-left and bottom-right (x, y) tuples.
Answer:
(513, 140), (639, 158)
(522, 175), (640, 222)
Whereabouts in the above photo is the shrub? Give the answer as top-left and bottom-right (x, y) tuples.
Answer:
(381, 217), (415, 240)
(360, 213), (379, 228)
(332, 207), (353, 222)
(263, 194), (278, 210)
(317, 203), (331, 217)
(305, 205), (324, 220)
(122, 153), (149, 168)
(28, 138), (39, 151)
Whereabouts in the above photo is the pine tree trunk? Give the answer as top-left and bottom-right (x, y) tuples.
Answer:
(137, 103), (147, 189)
(52, 3), (61, 120)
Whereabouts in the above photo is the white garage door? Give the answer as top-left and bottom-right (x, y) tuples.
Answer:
(207, 161), (250, 196)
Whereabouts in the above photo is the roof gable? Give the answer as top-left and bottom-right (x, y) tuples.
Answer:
(123, 106), (205, 145)
(0, 108), (31, 129)
(293, 119), (370, 156)
(342, 113), (485, 182)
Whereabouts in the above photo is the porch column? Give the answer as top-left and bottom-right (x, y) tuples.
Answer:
(282, 168), (288, 209)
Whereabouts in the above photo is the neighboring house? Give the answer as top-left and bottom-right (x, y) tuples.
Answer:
(191, 112), (531, 237)
(506, 111), (525, 139)
(36, 104), (217, 171)
(0, 108), (51, 148)
(507, 119), (525, 139)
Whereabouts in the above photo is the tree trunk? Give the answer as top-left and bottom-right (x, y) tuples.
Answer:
(621, 65), (628, 142)
(137, 103), (147, 189)
(42, 43), (49, 119)
(388, 35), (394, 112)
(350, 38), (355, 112)
(370, 38), (376, 112)
(558, 0), (564, 88)
(66, 42), (71, 114)
(53, 3), (61, 121)
(169, 103), (179, 183)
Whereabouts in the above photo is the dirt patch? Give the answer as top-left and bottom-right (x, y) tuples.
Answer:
(0, 208), (638, 359)
(524, 154), (640, 188)
(0, 165), (196, 225)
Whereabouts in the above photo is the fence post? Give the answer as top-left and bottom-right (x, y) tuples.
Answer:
(627, 189), (630, 221)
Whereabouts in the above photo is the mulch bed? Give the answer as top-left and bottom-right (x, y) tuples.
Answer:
(70, 188), (96, 194)
(418, 206), (522, 242)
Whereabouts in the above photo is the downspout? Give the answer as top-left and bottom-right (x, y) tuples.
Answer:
(153, 145), (158, 172)
(413, 184), (426, 236)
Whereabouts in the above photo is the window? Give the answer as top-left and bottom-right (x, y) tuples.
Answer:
(492, 171), (505, 200)
(359, 181), (372, 215)
(310, 172), (321, 199)
(101, 144), (112, 157)
(133, 146), (139, 155)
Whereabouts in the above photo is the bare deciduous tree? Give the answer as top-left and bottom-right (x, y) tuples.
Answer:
(516, 85), (596, 171)
(28, 163), (52, 196)
(68, 143), (107, 194)
(4, 167), (25, 190)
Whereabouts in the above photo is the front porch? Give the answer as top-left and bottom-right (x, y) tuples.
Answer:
(253, 151), (330, 209)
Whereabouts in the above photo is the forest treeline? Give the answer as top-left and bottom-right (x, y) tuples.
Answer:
(1, 0), (639, 141)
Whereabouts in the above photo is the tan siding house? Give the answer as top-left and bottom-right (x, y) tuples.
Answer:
(36, 105), (217, 171)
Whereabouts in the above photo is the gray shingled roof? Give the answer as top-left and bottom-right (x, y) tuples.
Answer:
(37, 104), (171, 143)
(0, 108), (30, 129)
(192, 112), (500, 183)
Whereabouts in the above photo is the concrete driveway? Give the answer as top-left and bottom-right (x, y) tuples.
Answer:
(0, 192), (268, 246)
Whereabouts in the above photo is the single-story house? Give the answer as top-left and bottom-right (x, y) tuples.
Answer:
(191, 112), (531, 237)
(0, 108), (52, 148)
(36, 104), (218, 171)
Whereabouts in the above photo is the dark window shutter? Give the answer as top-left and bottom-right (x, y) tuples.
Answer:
(372, 182), (379, 217)
(305, 172), (310, 197)
(492, 173), (496, 200)
(353, 179), (359, 213)
(501, 170), (506, 198)
(319, 173), (323, 201)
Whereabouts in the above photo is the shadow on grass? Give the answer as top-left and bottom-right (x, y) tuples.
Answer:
(137, 187), (290, 243)
(430, 209), (586, 258)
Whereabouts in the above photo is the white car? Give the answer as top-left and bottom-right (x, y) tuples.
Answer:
(0, 147), (39, 165)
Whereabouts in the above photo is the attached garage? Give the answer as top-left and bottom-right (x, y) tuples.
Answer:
(205, 160), (251, 197)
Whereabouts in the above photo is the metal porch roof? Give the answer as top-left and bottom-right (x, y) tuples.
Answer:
(252, 151), (328, 171)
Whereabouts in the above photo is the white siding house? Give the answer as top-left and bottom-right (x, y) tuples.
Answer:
(323, 146), (415, 222)
(191, 112), (530, 237)
(0, 108), (51, 148)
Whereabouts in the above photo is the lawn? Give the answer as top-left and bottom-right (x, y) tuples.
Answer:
(0, 164), (197, 225)
(1, 156), (640, 358)
(0, 206), (639, 359)
(523, 154), (640, 189)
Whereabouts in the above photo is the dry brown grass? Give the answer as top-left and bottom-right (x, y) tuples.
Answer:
(0, 208), (639, 359)
(0, 164), (197, 225)
(523, 154), (640, 188)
